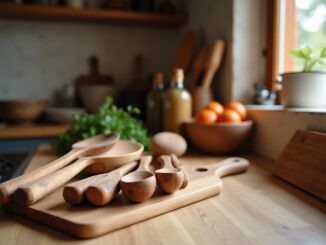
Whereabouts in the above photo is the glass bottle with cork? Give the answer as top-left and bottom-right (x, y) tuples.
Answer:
(163, 69), (192, 135)
(146, 72), (165, 134)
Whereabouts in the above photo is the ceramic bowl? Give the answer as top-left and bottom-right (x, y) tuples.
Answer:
(46, 107), (85, 124)
(185, 120), (254, 154)
(0, 99), (48, 124)
(78, 84), (118, 113)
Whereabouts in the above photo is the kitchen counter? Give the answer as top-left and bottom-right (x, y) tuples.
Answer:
(0, 124), (69, 139)
(0, 145), (325, 244)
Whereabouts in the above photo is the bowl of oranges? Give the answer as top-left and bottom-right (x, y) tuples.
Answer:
(185, 101), (253, 154)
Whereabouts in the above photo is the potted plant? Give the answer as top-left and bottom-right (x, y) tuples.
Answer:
(281, 45), (326, 107)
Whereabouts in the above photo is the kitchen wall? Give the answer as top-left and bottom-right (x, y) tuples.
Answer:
(0, 19), (179, 104)
(184, 0), (266, 104)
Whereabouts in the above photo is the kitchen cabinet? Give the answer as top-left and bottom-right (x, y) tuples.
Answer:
(0, 3), (187, 27)
(0, 146), (325, 244)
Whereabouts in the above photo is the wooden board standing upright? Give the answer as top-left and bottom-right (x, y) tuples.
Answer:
(4, 157), (249, 239)
(274, 129), (326, 201)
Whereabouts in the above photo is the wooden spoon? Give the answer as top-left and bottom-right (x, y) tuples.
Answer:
(189, 46), (209, 89)
(170, 154), (189, 188)
(0, 133), (119, 204)
(155, 155), (184, 193)
(14, 140), (143, 205)
(201, 40), (225, 88)
(120, 155), (156, 203)
(85, 161), (139, 206)
(63, 161), (138, 206)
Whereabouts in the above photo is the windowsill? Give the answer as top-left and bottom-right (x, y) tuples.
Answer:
(246, 105), (326, 114)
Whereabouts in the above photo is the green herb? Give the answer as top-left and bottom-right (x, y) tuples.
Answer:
(53, 97), (151, 154)
(289, 45), (326, 72)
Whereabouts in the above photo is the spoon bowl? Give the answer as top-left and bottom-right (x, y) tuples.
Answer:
(120, 156), (156, 203)
(155, 155), (184, 194)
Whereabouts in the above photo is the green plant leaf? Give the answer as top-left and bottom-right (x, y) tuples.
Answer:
(300, 45), (312, 58)
(320, 47), (326, 58)
(52, 96), (151, 154)
(289, 50), (306, 59)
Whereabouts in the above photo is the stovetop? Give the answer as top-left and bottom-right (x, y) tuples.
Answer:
(0, 152), (32, 183)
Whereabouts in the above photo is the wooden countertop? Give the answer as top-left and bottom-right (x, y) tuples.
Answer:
(0, 124), (69, 139)
(0, 146), (325, 244)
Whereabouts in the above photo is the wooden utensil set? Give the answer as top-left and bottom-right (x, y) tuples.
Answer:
(0, 134), (187, 207)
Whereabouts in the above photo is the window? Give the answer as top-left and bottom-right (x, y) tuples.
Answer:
(266, 0), (326, 88)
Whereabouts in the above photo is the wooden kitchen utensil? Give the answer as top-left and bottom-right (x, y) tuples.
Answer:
(85, 161), (139, 206)
(170, 154), (189, 188)
(201, 40), (225, 88)
(120, 155), (156, 203)
(75, 56), (114, 86)
(172, 30), (196, 75)
(155, 155), (184, 193)
(14, 140), (143, 205)
(274, 130), (326, 201)
(189, 46), (209, 89)
(151, 131), (187, 157)
(3, 157), (249, 239)
(0, 133), (120, 204)
(63, 161), (138, 205)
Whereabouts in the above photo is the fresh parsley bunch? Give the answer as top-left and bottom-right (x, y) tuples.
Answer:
(53, 97), (151, 154)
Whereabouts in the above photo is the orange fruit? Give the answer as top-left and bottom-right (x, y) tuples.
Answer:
(205, 101), (224, 117)
(219, 109), (241, 123)
(196, 109), (218, 124)
(225, 102), (247, 120)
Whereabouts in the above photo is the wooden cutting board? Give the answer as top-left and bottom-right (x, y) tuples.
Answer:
(4, 157), (249, 239)
(274, 129), (326, 201)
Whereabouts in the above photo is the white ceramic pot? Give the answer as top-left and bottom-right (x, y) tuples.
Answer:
(281, 72), (326, 107)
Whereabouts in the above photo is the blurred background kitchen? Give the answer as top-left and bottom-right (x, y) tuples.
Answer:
(0, 0), (325, 182)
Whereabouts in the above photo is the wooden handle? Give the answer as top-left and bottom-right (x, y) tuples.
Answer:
(63, 173), (106, 205)
(0, 149), (84, 204)
(201, 40), (225, 88)
(170, 154), (189, 188)
(14, 158), (92, 205)
(189, 46), (208, 88)
(136, 156), (153, 172)
(86, 161), (139, 206)
(157, 155), (174, 168)
(193, 157), (249, 178)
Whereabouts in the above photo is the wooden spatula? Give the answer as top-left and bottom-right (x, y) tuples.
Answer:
(172, 30), (196, 75)
(201, 40), (225, 88)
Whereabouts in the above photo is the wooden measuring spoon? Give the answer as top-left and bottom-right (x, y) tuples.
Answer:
(14, 140), (143, 205)
(155, 155), (184, 194)
(120, 155), (156, 203)
(85, 161), (139, 206)
(0, 133), (119, 204)
(170, 154), (189, 188)
(63, 161), (138, 205)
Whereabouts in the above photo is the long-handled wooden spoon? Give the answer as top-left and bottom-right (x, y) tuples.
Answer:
(170, 154), (189, 188)
(0, 133), (119, 204)
(14, 140), (143, 205)
(63, 161), (138, 205)
(155, 155), (184, 193)
(201, 40), (225, 88)
(120, 155), (156, 203)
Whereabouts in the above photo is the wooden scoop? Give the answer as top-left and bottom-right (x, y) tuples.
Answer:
(14, 140), (143, 205)
(85, 161), (139, 206)
(120, 155), (156, 203)
(63, 161), (138, 206)
(0, 133), (119, 204)
(155, 155), (184, 193)
(170, 154), (189, 188)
